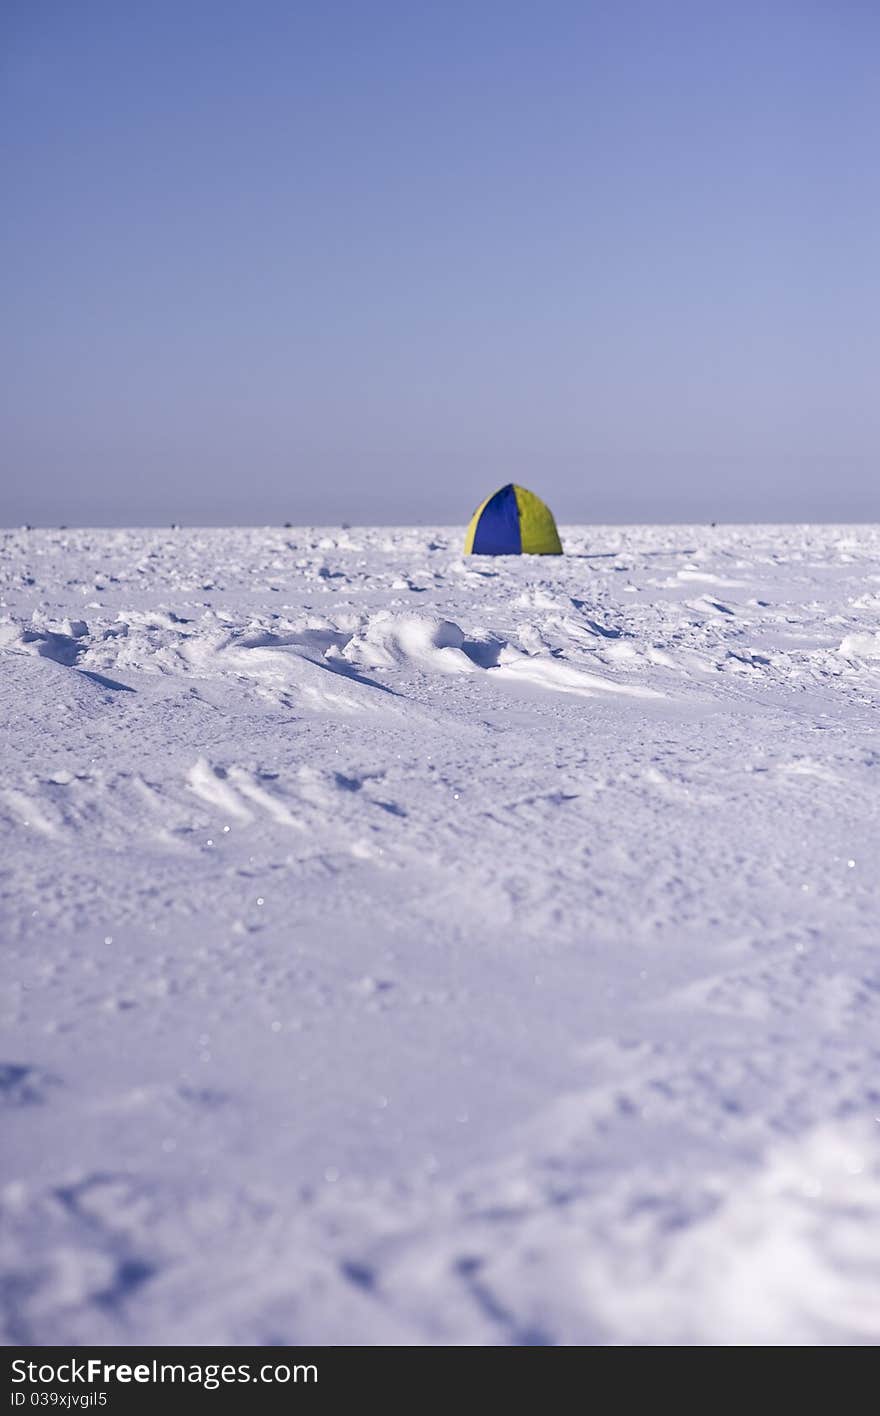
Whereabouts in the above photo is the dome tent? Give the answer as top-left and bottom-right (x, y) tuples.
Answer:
(464, 483), (563, 556)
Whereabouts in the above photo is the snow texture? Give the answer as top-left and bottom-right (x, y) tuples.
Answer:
(2, 522), (879, 1346)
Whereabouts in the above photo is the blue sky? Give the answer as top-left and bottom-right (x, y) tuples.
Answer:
(2, 1), (878, 525)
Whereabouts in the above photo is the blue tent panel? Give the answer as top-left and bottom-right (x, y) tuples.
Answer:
(470, 484), (522, 555)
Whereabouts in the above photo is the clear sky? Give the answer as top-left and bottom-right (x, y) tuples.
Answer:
(2, 1), (878, 526)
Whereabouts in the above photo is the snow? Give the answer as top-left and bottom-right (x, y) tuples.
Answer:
(1, 521), (879, 1346)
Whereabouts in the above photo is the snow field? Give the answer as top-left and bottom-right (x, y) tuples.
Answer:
(1, 523), (879, 1344)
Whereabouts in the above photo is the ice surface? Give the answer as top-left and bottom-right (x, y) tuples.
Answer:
(1, 522), (879, 1345)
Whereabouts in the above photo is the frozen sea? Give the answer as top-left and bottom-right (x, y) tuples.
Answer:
(2, 522), (879, 1345)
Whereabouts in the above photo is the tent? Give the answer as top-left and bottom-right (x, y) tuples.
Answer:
(464, 483), (563, 556)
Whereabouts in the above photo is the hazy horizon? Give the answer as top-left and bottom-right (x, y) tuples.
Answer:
(2, 2), (878, 527)
(6, 510), (878, 531)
